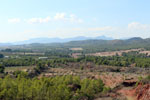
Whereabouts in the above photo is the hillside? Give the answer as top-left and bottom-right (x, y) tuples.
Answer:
(7, 37), (149, 53)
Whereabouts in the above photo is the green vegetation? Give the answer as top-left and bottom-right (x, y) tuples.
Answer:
(2, 37), (150, 54)
(42, 51), (150, 68)
(1, 51), (150, 68)
(0, 64), (5, 73)
(145, 75), (150, 80)
(0, 57), (36, 67)
(0, 54), (4, 58)
(0, 74), (105, 100)
(0, 38), (150, 100)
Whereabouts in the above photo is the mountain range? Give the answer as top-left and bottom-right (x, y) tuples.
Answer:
(10, 37), (150, 53)
(0, 36), (113, 46)
(1, 36), (150, 53)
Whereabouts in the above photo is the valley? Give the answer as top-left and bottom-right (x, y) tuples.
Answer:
(0, 38), (150, 100)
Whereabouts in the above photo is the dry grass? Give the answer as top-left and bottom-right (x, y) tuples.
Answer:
(5, 66), (35, 72)
(86, 48), (142, 57)
(69, 48), (83, 51)
(139, 50), (150, 56)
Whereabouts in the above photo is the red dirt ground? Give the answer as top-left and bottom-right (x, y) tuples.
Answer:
(117, 83), (150, 100)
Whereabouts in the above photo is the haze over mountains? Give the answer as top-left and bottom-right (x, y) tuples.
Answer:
(0, 36), (113, 46)
(1, 36), (150, 54)
(0, 36), (148, 48)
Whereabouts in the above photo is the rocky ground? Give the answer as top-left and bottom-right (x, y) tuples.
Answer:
(9, 62), (149, 100)
(37, 64), (150, 100)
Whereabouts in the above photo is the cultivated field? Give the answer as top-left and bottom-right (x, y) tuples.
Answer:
(86, 48), (143, 57)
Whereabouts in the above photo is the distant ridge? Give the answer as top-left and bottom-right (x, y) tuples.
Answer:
(0, 43), (12, 46)
(12, 35), (113, 45)
(0, 37), (148, 48)
(5, 37), (150, 53)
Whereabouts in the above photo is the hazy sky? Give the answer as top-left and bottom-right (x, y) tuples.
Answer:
(0, 0), (150, 42)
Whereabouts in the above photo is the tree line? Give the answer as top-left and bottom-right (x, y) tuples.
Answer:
(0, 74), (106, 100)
(1, 51), (150, 68)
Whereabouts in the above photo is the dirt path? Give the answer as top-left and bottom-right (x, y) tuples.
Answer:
(117, 87), (136, 100)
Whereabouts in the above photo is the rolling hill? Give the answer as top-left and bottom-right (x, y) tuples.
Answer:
(4, 37), (149, 53)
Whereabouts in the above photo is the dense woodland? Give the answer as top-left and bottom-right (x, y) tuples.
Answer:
(0, 74), (106, 100)
(0, 51), (150, 69)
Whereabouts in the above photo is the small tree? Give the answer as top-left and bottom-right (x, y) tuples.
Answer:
(0, 64), (5, 73)
(35, 61), (47, 73)
(36, 62), (45, 70)
(0, 54), (4, 58)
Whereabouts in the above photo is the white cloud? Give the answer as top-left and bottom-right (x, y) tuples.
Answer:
(128, 22), (150, 30)
(27, 16), (51, 24)
(53, 13), (83, 23)
(69, 14), (83, 23)
(110, 22), (150, 39)
(57, 22), (150, 39)
(2, 21), (150, 42)
(10, 13), (83, 24)
(128, 22), (140, 29)
(8, 18), (20, 23)
(54, 13), (66, 20)
(127, 22), (150, 35)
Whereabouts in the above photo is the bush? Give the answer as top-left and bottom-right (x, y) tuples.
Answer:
(0, 64), (5, 73)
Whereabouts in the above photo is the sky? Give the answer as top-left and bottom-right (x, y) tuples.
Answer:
(0, 0), (150, 42)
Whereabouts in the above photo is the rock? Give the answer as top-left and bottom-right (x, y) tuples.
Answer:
(135, 83), (150, 100)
